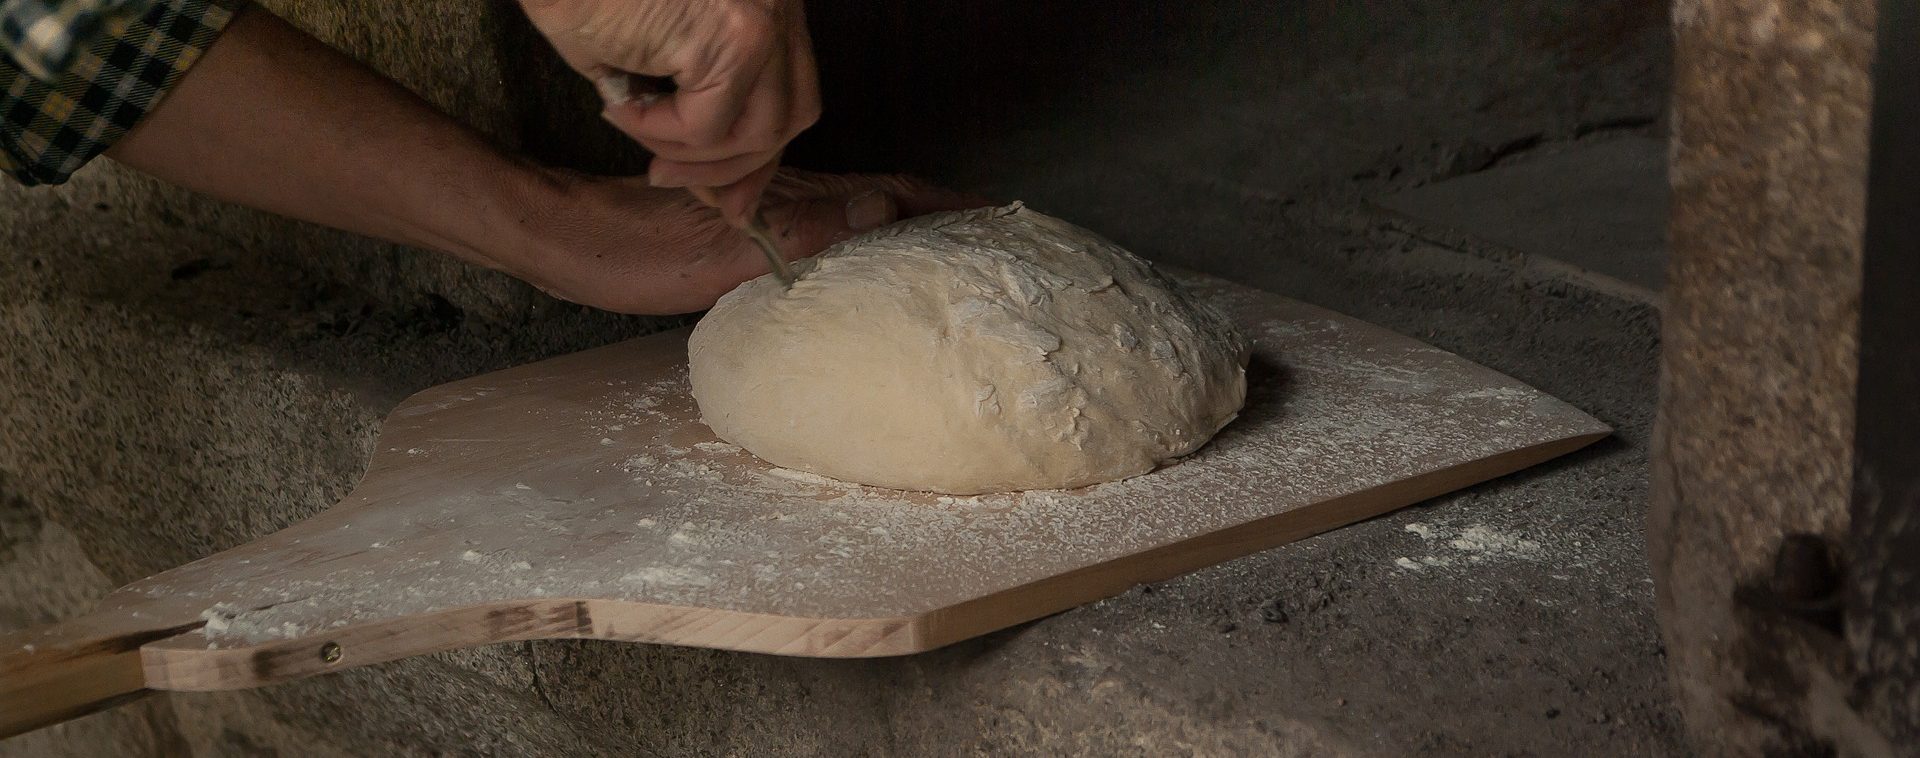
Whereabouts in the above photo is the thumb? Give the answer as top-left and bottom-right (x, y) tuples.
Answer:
(761, 189), (901, 260)
(759, 171), (997, 259)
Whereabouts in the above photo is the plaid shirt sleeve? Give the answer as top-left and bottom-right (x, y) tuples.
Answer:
(0, 0), (241, 186)
(2, 0), (153, 79)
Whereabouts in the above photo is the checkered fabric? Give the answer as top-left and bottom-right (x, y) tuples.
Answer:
(0, 0), (239, 185)
(2, 0), (151, 80)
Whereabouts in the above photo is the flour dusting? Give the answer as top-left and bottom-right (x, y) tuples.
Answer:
(119, 272), (1604, 650)
(199, 602), (308, 647)
(623, 566), (713, 587)
(1397, 521), (1545, 569)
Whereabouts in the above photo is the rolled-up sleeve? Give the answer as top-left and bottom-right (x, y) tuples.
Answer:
(0, 0), (240, 186)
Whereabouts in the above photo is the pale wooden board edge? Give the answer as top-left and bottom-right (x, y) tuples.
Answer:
(0, 621), (194, 738)
(138, 430), (1606, 692)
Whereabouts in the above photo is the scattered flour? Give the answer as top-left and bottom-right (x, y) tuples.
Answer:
(765, 467), (841, 485)
(199, 602), (307, 645)
(1397, 522), (1545, 570)
(622, 566), (713, 587)
(121, 273), (1601, 654)
(1448, 525), (1543, 559)
(200, 602), (242, 635)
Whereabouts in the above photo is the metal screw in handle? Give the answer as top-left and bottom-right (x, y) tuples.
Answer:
(319, 641), (343, 664)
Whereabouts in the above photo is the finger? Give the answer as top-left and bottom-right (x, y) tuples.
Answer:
(767, 170), (995, 217)
(784, 4), (823, 137)
(760, 188), (899, 260)
(891, 181), (996, 217)
(616, 6), (779, 148)
(629, 59), (790, 165)
(721, 51), (794, 157)
(709, 158), (783, 224)
(686, 185), (723, 208)
(606, 3), (814, 163)
(593, 70), (663, 111)
(721, 38), (794, 155)
(648, 149), (780, 191)
(600, 95), (665, 150)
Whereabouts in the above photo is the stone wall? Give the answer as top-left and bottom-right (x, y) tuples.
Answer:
(0, 2), (672, 753)
(1652, 0), (1908, 754)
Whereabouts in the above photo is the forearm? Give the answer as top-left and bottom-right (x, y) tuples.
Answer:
(106, 5), (544, 271)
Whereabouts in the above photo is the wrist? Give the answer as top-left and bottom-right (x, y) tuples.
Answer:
(427, 155), (564, 277)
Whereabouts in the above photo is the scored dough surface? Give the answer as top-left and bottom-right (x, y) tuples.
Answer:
(687, 203), (1249, 495)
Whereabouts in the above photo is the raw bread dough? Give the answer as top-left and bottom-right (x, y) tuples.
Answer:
(687, 203), (1249, 495)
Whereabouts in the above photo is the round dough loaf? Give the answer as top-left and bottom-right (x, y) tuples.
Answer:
(687, 203), (1248, 495)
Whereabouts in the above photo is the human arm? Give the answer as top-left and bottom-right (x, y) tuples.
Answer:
(103, 4), (976, 314)
(104, 5), (538, 278)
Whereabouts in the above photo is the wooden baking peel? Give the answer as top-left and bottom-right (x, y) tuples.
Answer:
(0, 271), (1608, 737)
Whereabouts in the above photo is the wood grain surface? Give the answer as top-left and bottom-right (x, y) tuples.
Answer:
(0, 272), (1608, 735)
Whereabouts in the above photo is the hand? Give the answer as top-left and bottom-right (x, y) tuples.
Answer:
(502, 169), (990, 315)
(98, 4), (973, 318)
(518, 0), (821, 224)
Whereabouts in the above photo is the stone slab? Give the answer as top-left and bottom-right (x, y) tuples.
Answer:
(1376, 137), (1670, 292)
